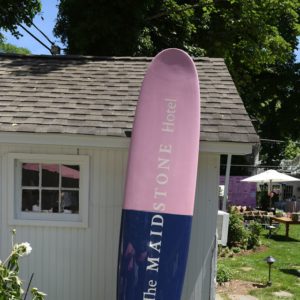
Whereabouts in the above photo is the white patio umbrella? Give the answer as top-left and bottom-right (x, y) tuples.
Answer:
(241, 169), (300, 208)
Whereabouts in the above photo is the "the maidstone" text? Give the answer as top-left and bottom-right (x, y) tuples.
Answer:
(143, 98), (177, 299)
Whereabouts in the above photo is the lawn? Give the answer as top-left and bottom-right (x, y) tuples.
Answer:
(218, 224), (300, 299)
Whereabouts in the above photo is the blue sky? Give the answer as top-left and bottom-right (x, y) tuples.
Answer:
(2, 0), (62, 55)
(2, 0), (300, 62)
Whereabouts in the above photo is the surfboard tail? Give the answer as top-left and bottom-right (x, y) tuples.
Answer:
(117, 209), (192, 299)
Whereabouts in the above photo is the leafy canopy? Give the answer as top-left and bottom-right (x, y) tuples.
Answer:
(0, 41), (31, 54)
(54, 0), (300, 164)
(0, 0), (41, 41)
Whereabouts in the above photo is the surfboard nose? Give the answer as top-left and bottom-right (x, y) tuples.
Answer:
(153, 48), (198, 79)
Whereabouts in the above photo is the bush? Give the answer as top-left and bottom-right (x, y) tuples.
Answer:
(232, 247), (241, 254)
(218, 246), (235, 258)
(227, 211), (249, 249)
(247, 221), (262, 249)
(227, 211), (262, 250)
(0, 229), (46, 300)
(217, 264), (233, 284)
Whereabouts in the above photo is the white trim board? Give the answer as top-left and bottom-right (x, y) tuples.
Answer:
(0, 132), (255, 154)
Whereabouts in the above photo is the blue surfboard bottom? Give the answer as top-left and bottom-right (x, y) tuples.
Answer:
(117, 209), (193, 300)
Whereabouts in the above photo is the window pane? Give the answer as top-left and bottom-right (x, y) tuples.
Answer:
(42, 164), (59, 187)
(22, 189), (39, 211)
(22, 163), (39, 186)
(61, 191), (79, 214)
(41, 190), (59, 212)
(61, 165), (80, 188)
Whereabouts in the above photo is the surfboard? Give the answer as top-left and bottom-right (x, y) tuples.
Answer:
(117, 48), (201, 300)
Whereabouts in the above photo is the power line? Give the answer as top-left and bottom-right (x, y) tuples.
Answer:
(260, 138), (300, 145)
(220, 164), (282, 169)
(30, 21), (55, 46)
(21, 15), (63, 55)
(0, 6), (61, 55)
(18, 23), (52, 54)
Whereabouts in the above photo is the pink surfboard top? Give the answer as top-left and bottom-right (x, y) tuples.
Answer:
(123, 48), (200, 216)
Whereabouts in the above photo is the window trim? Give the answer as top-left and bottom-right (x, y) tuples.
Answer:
(7, 153), (89, 228)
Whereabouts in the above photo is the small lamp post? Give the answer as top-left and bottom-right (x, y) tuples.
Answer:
(265, 256), (276, 286)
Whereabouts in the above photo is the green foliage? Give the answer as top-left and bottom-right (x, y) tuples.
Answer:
(0, 230), (46, 300)
(0, 0), (41, 41)
(247, 221), (262, 249)
(216, 264), (233, 284)
(283, 140), (300, 160)
(218, 246), (234, 258)
(54, 0), (300, 164)
(55, 0), (151, 56)
(0, 42), (31, 55)
(227, 211), (262, 250)
(218, 225), (300, 298)
(232, 247), (241, 254)
(228, 210), (249, 249)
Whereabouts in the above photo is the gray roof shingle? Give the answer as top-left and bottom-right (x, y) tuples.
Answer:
(0, 54), (259, 143)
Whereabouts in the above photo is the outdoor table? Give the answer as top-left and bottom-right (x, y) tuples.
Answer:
(270, 216), (300, 238)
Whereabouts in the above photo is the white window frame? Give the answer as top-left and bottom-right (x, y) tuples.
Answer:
(7, 153), (89, 228)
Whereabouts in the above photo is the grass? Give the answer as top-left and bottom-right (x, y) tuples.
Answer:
(218, 224), (300, 299)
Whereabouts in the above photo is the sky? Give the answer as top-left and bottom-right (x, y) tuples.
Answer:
(2, 0), (63, 55)
(2, 0), (300, 62)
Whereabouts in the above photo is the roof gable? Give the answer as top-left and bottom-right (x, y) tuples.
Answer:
(0, 54), (259, 143)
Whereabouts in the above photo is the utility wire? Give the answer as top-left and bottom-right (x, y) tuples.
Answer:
(260, 138), (300, 145)
(18, 23), (52, 54)
(220, 164), (282, 169)
(30, 21), (55, 46)
(22, 15), (63, 55)
(0, 6), (59, 54)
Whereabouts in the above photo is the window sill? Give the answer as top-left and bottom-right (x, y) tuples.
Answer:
(8, 217), (88, 228)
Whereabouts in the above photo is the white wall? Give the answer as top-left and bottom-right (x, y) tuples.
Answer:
(0, 142), (219, 300)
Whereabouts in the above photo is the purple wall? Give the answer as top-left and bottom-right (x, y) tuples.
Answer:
(220, 176), (256, 207)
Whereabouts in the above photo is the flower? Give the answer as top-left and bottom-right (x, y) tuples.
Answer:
(14, 242), (32, 257)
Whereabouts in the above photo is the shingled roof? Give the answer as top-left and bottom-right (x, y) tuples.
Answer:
(0, 53), (259, 143)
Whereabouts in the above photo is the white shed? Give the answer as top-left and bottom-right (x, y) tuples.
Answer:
(0, 54), (259, 300)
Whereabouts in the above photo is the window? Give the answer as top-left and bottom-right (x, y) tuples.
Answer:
(7, 153), (89, 227)
(283, 184), (293, 200)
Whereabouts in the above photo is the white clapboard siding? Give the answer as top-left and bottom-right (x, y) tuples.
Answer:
(0, 142), (219, 300)
(182, 153), (219, 300)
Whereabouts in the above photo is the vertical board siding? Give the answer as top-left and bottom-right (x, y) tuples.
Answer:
(182, 153), (219, 300)
(0, 143), (218, 300)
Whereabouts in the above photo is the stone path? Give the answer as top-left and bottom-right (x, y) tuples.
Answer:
(229, 296), (259, 300)
(272, 291), (293, 298)
(216, 294), (259, 300)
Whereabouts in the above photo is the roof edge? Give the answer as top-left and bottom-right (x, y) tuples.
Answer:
(0, 52), (223, 62)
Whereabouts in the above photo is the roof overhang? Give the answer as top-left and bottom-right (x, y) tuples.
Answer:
(0, 132), (255, 155)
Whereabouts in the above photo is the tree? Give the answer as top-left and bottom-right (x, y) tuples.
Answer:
(55, 1), (299, 61)
(283, 140), (300, 160)
(55, 0), (152, 56)
(245, 61), (300, 165)
(54, 0), (300, 164)
(0, 41), (31, 54)
(0, 0), (41, 41)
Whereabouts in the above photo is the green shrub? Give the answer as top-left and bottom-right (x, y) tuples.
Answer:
(228, 211), (249, 249)
(232, 247), (241, 254)
(247, 221), (262, 249)
(217, 264), (233, 284)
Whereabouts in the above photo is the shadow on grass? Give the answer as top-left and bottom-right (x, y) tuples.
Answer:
(280, 269), (300, 277)
(263, 234), (300, 242)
